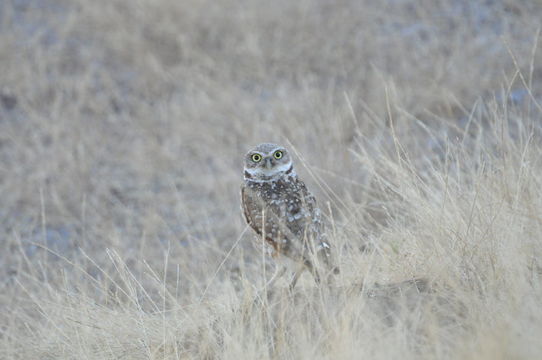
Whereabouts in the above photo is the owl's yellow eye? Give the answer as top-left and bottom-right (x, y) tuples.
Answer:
(251, 153), (262, 162)
(273, 150), (283, 159)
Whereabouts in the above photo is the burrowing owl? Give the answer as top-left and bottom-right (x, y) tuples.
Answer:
(241, 143), (337, 288)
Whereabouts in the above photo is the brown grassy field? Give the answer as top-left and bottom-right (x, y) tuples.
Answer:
(1, 0), (542, 358)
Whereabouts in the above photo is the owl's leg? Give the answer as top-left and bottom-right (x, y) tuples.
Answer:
(289, 265), (305, 290)
(264, 266), (287, 288)
(305, 259), (322, 285)
(289, 260), (321, 290)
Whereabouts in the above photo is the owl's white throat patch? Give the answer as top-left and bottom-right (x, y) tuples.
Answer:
(244, 162), (295, 181)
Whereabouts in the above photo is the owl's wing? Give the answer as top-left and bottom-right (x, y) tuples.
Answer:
(240, 185), (253, 229)
(241, 185), (280, 252)
(241, 185), (261, 234)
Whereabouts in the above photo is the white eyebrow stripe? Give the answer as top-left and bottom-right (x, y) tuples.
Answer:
(264, 148), (284, 155)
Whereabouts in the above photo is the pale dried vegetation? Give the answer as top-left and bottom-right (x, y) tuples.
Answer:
(1, 0), (542, 359)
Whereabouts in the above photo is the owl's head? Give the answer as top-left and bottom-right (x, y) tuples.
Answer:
(244, 143), (295, 181)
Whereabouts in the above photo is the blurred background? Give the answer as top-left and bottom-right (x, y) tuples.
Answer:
(1, 0), (542, 358)
(1, 0), (540, 266)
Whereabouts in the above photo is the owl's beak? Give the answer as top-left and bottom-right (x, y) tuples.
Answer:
(264, 157), (273, 169)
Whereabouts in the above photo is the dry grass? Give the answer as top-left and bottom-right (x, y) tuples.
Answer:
(1, 0), (542, 358)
